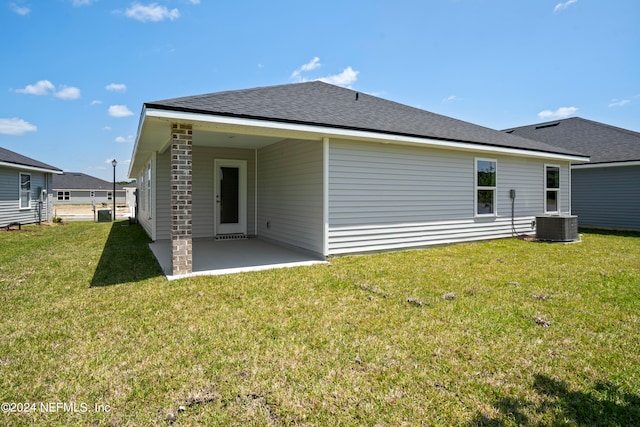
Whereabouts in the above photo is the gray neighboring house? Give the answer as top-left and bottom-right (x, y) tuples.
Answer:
(52, 172), (126, 206)
(505, 117), (640, 231)
(128, 81), (588, 276)
(0, 146), (62, 227)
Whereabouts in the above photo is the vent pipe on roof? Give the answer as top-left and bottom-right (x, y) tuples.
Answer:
(356, 92), (359, 101)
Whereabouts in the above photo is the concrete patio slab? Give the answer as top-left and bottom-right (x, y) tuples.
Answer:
(149, 237), (326, 280)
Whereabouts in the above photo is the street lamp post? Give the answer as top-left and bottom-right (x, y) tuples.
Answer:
(111, 159), (117, 221)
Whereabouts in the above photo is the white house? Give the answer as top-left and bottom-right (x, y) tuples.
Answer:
(0, 146), (62, 228)
(128, 81), (588, 277)
(52, 172), (125, 206)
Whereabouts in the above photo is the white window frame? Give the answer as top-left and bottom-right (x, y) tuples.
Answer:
(90, 191), (95, 198)
(19, 173), (31, 209)
(107, 192), (113, 201)
(475, 158), (497, 217)
(544, 164), (560, 213)
(145, 164), (151, 217)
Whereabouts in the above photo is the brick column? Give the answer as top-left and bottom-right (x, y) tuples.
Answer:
(171, 123), (193, 276)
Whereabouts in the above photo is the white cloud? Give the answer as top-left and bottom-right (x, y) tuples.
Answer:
(54, 85), (81, 100)
(91, 100), (103, 105)
(15, 80), (80, 100)
(10, 3), (30, 15)
(106, 83), (127, 92)
(0, 118), (37, 136)
(553, 0), (578, 13)
(291, 57), (321, 79)
(443, 95), (461, 103)
(188, 0), (200, 3)
(72, 0), (96, 5)
(16, 80), (55, 96)
(125, 2), (180, 22)
(317, 66), (359, 87)
(608, 99), (631, 108)
(108, 105), (134, 117)
(102, 126), (112, 131)
(537, 106), (578, 119)
(115, 135), (134, 143)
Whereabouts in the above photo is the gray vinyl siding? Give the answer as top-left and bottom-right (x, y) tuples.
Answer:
(146, 146), (257, 241)
(327, 140), (570, 254)
(191, 146), (256, 238)
(155, 150), (171, 240)
(0, 167), (52, 227)
(257, 139), (323, 256)
(572, 165), (640, 230)
(136, 165), (152, 238)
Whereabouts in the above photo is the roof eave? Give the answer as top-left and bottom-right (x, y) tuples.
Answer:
(0, 161), (63, 174)
(141, 106), (588, 162)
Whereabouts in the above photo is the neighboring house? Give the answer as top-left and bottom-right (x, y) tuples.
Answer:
(0, 146), (62, 227)
(128, 81), (588, 276)
(52, 172), (125, 206)
(505, 117), (640, 231)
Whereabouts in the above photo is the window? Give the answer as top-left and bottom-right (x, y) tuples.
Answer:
(20, 173), (31, 209)
(57, 191), (70, 201)
(545, 165), (560, 213)
(476, 158), (497, 216)
(107, 192), (113, 201)
(90, 191), (95, 198)
(146, 164), (152, 215)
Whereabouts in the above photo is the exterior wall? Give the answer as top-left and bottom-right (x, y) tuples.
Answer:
(192, 146), (256, 238)
(52, 190), (125, 206)
(257, 139), (324, 256)
(137, 153), (157, 239)
(327, 140), (571, 255)
(0, 167), (52, 227)
(148, 146), (257, 241)
(572, 165), (640, 230)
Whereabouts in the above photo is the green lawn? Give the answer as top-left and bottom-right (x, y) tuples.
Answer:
(1, 222), (639, 426)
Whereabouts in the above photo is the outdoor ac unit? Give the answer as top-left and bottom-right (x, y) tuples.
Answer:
(536, 215), (579, 242)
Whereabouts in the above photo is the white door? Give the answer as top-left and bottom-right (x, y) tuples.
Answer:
(214, 159), (247, 235)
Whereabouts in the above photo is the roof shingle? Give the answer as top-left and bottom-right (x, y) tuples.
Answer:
(0, 146), (61, 172)
(146, 81), (586, 157)
(504, 117), (640, 164)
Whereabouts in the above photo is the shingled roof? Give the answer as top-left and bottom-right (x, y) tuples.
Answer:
(504, 117), (640, 164)
(52, 172), (124, 191)
(145, 81), (585, 157)
(0, 146), (61, 172)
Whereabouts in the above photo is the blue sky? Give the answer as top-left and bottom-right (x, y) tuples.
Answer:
(1, 0), (638, 181)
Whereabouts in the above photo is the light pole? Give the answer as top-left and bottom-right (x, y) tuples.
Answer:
(111, 159), (117, 221)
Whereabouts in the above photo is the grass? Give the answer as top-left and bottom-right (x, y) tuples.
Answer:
(1, 222), (639, 426)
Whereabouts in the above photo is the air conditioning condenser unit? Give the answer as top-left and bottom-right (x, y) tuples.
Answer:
(536, 215), (579, 242)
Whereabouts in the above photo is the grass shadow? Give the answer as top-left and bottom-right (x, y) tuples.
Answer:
(470, 374), (640, 426)
(90, 221), (163, 287)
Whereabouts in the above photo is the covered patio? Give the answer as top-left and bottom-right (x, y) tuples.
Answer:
(149, 237), (326, 280)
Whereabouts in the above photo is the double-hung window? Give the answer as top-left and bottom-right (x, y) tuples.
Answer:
(19, 173), (31, 209)
(476, 158), (497, 216)
(57, 191), (70, 201)
(545, 165), (560, 213)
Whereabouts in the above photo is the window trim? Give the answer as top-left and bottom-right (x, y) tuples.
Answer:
(57, 191), (70, 201)
(475, 158), (497, 217)
(19, 173), (31, 209)
(544, 164), (560, 213)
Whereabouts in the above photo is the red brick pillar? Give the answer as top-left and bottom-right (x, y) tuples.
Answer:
(171, 123), (193, 276)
